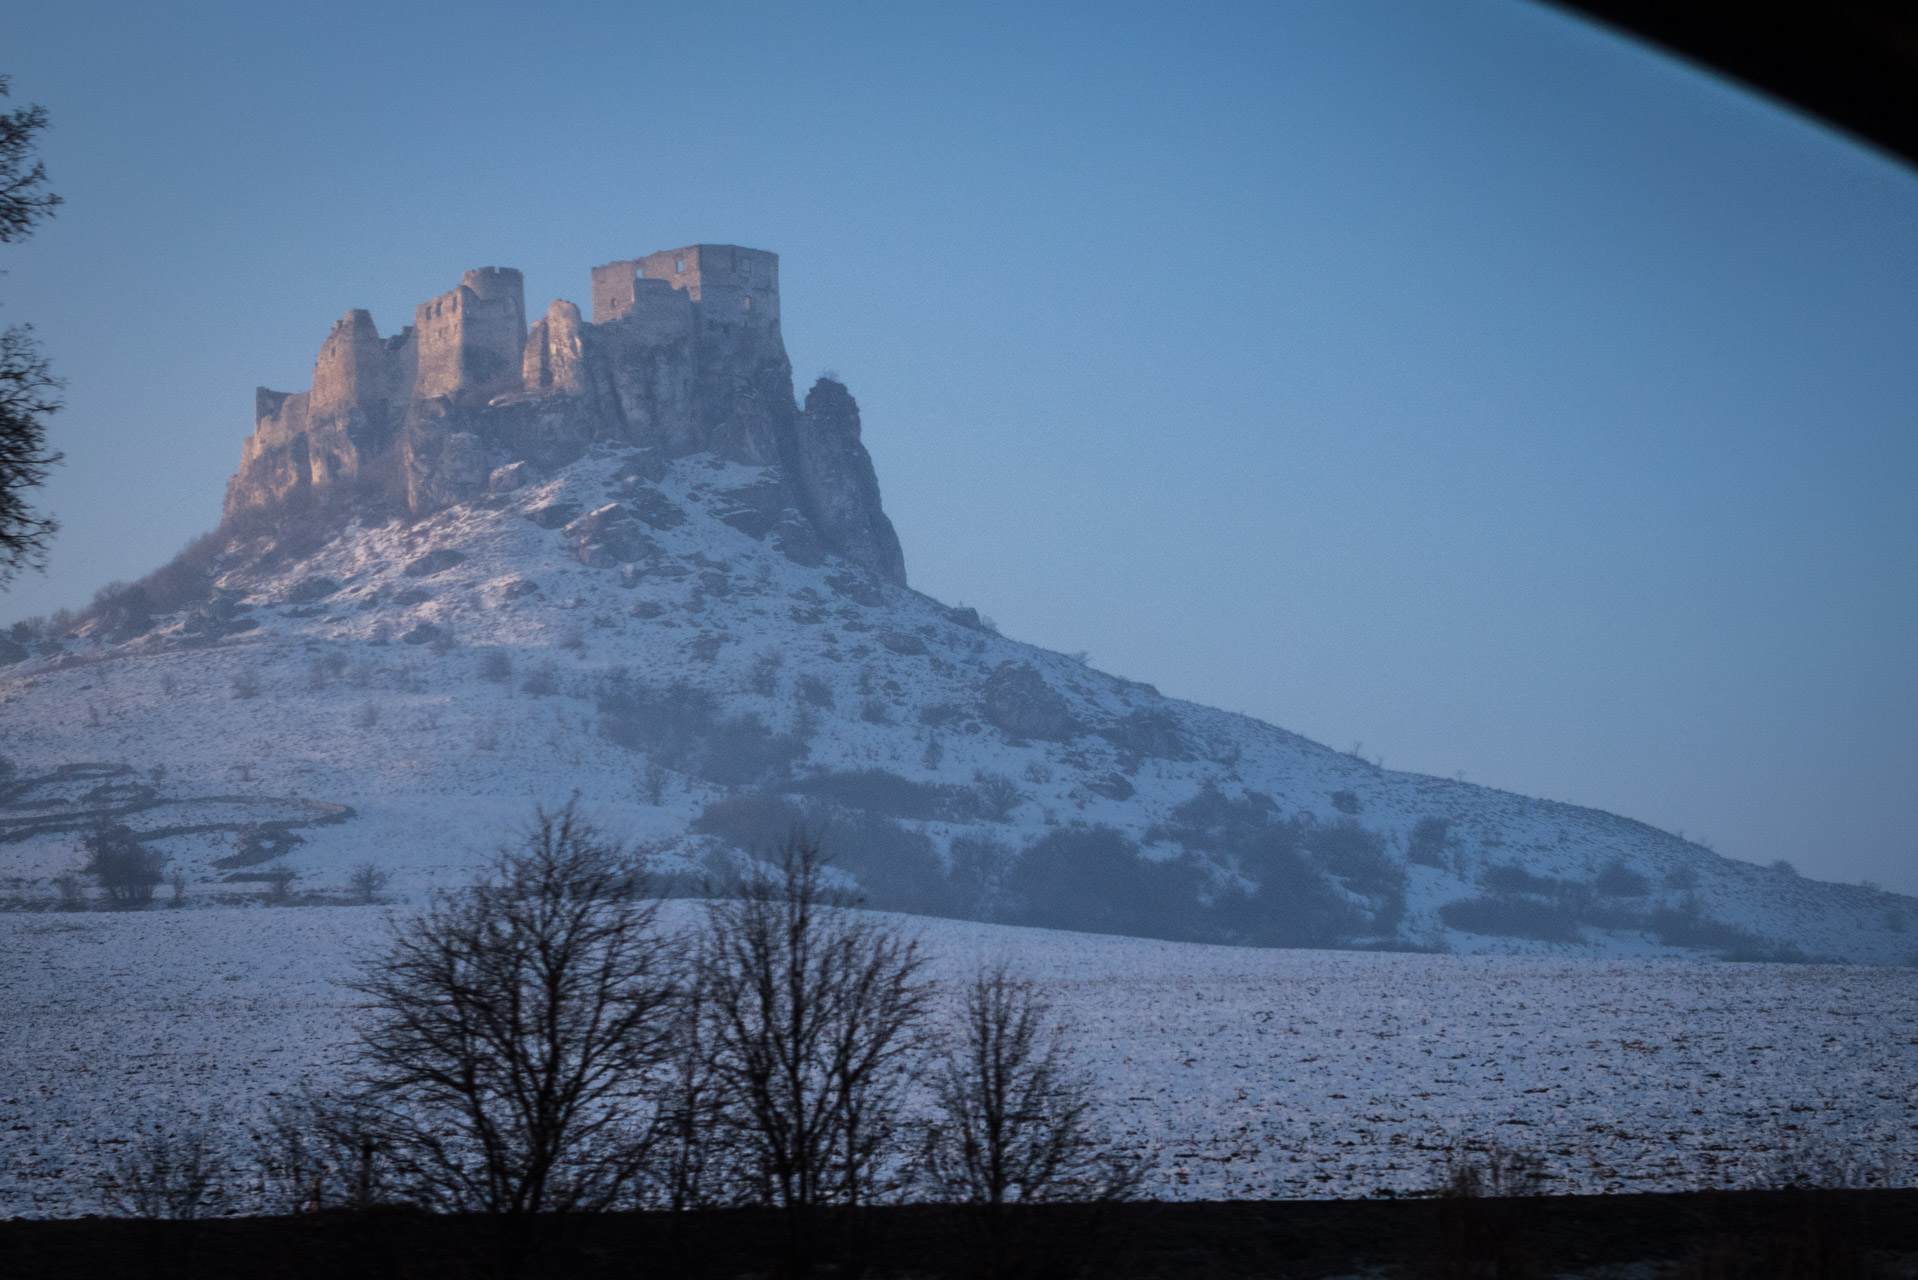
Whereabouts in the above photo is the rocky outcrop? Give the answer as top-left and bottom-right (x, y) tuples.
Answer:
(787, 379), (907, 588)
(224, 246), (909, 587)
(982, 662), (1074, 741)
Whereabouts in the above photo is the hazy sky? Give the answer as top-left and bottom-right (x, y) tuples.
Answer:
(4, 1), (1915, 892)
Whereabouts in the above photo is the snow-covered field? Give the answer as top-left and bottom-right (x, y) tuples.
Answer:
(2, 902), (1912, 1218)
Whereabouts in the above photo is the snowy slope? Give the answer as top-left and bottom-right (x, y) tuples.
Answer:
(1, 448), (1912, 964)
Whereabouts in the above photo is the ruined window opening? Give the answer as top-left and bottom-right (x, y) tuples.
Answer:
(742, 296), (752, 311)
(675, 258), (685, 273)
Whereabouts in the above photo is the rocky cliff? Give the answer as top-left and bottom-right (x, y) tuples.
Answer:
(224, 245), (907, 588)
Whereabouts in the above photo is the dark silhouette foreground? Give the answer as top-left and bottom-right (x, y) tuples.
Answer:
(2, 1189), (1915, 1280)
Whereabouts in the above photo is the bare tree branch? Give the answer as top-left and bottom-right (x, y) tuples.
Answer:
(345, 799), (680, 1268)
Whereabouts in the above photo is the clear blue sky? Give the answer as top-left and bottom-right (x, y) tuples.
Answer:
(5, 0), (1915, 892)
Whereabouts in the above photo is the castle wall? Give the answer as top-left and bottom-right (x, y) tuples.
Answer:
(414, 267), (527, 401)
(224, 389), (313, 517)
(593, 245), (779, 329)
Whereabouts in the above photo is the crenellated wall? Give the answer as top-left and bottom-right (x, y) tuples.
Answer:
(223, 248), (904, 585)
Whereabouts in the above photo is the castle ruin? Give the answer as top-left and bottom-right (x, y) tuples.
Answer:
(225, 246), (906, 586)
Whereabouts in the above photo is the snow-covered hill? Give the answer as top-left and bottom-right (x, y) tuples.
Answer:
(2, 448), (1911, 964)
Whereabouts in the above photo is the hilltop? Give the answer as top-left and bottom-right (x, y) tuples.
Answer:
(0, 246), (1910, 964)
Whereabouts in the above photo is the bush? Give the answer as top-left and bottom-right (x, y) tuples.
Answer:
(82, 823), (166, 908)
(600, 673), (807, 786)
(795, 673), (835, 709)
(352, 701), (380, 729)
(1481, 863), (1564, 897)
(261, 866), (300, 903)
(858, 697), (893, 725)
(101, 1121), (225, 1220)
(1646, 907), (1778, 958)
(52, 870), (85, 910)
(1407, 816), (1449, 868)
(823, 811), (953, 915)
(521, 659), (561, 696)
(1329, 789), (1361, 815)
(1439, 895), (1583, 943)
(1102, 708), (1187, 759)
(348, 862), (390, 905)
(230, 668), (262, 699)
(973, 771), (1027, 822)
(948, 834), (1014, 920)
(477, 648), (513, 683)
(308, 651), (348, 689)
(787, 768), (974, 822)
(692, 792), (813, 853)
(1594, 860), (1650, 897)
(1002, 826), (1211, 941)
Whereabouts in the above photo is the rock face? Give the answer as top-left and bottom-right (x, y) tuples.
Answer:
(788, 379), (907, 587)
(982, 661), (1075, 741)
(224, 245), (908, 586)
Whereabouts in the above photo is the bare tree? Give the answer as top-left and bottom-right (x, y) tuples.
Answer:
(347, 861), (390, 905)
(650, 936), (734, 1215)
(255, 1089), (397, 1215)
(346, 800), (680, 1270)
(701, 834), (931, 1266)
(922, 963), (1137, 1205)
(101, 1121), (225, 1219)
(920, 963), (1141, 1274)
(260, 865), (299, 904)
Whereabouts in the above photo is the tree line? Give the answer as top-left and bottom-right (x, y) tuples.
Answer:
(104, 803), (1141, 1278)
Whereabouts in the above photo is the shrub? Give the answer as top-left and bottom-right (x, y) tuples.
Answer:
(1407, 816), (1450, 868)
(1329, 789), (1361, 815)
(1480, 863), (1569, 898)
(353, 701), (380, 729)
(476, 648), (514, 683)
(261, 866), (300, 903)
(521, 660), (561, 696)
(788, 768), (974, 822)
(692, 792), (813, 852)
(101, 1121), (226, 1220)
(52, 870), (85, 910)
(230, 668), (261, 700)
(1646, 907), (1777, 958)
(702, 713), (808, 787)
(1002, 826), (1211, 941)
(348, 862), (390, 905)
(749, 651), (781, 696)
(973, 771), (1027, 822)
(1594, 860), (1650, 897)
(308, 651), (348, 689)
(823, 811), (953, 915)
(948, 834), (1014, 920)
(858, 697), (893, 725)
(794, 673), (835, 709)
(1439, 896), (1583, 943)
(82, 823), (166, 908)
(600, 673), (807, 786)
(1102, 708), (1187, 759)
